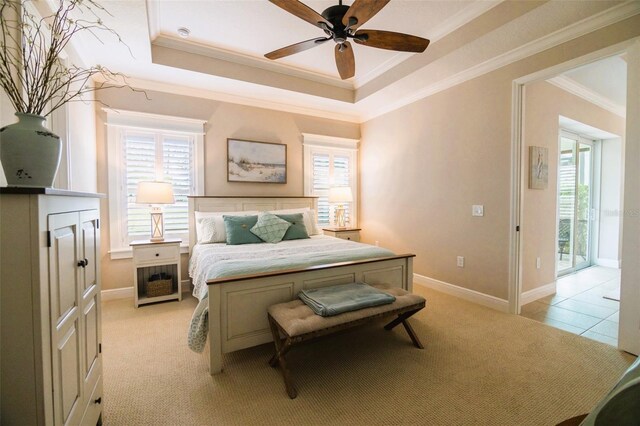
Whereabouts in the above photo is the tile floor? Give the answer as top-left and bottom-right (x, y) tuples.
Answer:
(521, 266), (621, 346)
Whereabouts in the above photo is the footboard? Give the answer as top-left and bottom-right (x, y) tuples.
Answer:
(206, 254), (415, 374)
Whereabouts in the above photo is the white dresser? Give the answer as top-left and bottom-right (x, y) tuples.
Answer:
(0, 188), (104, 426)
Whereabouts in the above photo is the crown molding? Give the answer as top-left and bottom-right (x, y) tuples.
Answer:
(352, 1), (503, 89)
(548, 75), (626, 117)
(152, 35), (353, 91)
(110, 77), (363, 124)
(302, 133), (360, 149)
(146, 0), (161, 41)
(361, 0), (640, 122)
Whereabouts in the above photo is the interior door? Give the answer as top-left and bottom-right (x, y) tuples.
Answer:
(49, 212), (83, 426)
(79, 210), (101, 403)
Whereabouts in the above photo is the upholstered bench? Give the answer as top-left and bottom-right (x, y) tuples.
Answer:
(267, 285), (426, 398)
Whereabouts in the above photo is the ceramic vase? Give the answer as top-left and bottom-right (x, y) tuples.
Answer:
(0, 113), (61, 187)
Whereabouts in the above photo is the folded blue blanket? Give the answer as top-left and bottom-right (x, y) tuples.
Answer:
(298, 283), (396, 317)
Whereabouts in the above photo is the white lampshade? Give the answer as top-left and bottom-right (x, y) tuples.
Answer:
(328, 186), (353, 203)
(136, 181), (175, 204)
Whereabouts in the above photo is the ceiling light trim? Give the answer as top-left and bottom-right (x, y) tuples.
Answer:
(548, 75), (626, 117)
(361, 0), (640, 122)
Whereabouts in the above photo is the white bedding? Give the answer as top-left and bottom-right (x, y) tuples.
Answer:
(188, 235), (389, 301)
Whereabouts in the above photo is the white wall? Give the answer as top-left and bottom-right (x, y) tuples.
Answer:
(0, 92), (17, 187)
(598, 137), (623, 265)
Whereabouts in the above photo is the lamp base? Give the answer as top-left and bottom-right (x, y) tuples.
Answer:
(150, 208), (165, 242)
(335, 206), (346, 228)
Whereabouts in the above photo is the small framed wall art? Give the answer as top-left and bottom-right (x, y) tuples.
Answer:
(227, 138), (287, 184)
(529, 146), (548, 189)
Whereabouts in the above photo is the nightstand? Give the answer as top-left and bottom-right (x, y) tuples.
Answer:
(130, 239), (182, 308)
(322, 227), (361, 242)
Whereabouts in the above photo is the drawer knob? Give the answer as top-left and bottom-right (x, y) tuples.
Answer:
(155, 253), (159, 257)
(347, 237), (351, 240)
(94, 397), (102, 404)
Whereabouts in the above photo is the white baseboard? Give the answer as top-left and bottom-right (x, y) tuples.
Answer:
(596, 258), (620, 268)
(102, 279), (192, 302)
(520, 281), (557, 306)
(413, 273), (509, 313)
(101, 286), (134, 302)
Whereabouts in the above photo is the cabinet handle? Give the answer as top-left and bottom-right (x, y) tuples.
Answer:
(94, 397), (102, 404)
(77, 259), (87, 268)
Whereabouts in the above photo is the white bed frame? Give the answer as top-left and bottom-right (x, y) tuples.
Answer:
(188, 196), (415, 374)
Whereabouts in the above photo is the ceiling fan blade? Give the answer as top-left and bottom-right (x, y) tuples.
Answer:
(353, 30), (430, 53)
(269, 0), (332, 29)
(335, 41), (355, 80)
(342, 0), (390, 30)
(265, 37), (330, 60)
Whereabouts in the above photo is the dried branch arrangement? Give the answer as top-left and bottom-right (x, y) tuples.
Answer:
(0, 0), (138, 117)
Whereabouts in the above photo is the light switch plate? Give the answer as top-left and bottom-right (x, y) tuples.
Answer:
(472, 205), (484, 217)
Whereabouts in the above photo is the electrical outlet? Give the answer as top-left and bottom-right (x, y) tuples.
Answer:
(457, 256), (464, 267)
(472, 205), (484, 217)
(536, 257), (541, 269)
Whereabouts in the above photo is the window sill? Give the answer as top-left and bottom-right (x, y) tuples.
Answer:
(109, 243), (190, 260)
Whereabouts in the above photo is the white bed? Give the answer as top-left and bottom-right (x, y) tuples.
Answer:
(188, 196), (415, 374)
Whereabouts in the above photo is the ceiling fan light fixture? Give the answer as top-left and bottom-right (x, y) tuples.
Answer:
(177, 27), (191, 38)
(265, 0), (429, 80)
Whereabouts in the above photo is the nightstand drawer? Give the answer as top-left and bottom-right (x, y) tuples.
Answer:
(336, 232), (360, 242)
(134, 245), (178, 263)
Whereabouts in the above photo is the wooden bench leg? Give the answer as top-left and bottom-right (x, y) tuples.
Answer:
(384, 309), (424, 349)
(268, 315), (297, 399)
(401, 319), (424, 349)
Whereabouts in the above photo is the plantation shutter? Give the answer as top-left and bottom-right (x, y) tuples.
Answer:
(313, 153), (331, 224)
(309, 151), (354, 226)
(124, 131), (194, 238)
(162, 136), (192, 233)
(333, 155), (351, 223)
(125, 132), (157, 237)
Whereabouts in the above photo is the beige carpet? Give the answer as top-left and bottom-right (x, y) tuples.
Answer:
(102, 285), (635, 425)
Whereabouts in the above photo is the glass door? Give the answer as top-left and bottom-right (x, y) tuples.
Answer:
(557, 132), (593, 275)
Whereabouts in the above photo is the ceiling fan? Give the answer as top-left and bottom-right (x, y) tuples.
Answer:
(265, 0), (430, 80)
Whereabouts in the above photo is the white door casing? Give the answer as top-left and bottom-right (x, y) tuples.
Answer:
(619, 40), (640, 356)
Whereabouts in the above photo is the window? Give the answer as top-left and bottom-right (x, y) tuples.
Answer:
(303, 133), (359, 227)
(107, 110), (205, 259)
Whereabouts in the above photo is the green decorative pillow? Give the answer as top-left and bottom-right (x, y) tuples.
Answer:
(250, 212), (292, 243)
(223, 215), (262, 245)
(277, 213), (310, 241)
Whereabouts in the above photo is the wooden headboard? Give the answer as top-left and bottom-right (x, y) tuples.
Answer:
(187, 196), (318, 253)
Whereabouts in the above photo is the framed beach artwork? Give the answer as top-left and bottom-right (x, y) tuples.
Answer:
(529, 146), (548, 189)
(227, 138), (287, 184)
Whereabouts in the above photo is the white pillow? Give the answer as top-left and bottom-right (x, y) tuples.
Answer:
(195, 210), (258, 244)
(269, 207), (320, 235)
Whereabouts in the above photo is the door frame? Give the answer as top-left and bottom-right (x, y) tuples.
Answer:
(556, 131), (596, 276)
(509, 37), (640, 356)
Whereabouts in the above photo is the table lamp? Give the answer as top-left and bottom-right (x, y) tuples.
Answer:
(136, 181), (175, 242)
(328, 186), (353, 228)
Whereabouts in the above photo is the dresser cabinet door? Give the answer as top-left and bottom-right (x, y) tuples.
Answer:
(48, 212), (84, 426)
(79, 210), (102, 410)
